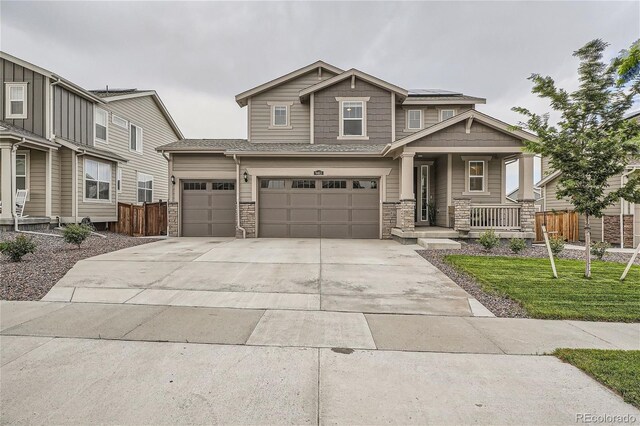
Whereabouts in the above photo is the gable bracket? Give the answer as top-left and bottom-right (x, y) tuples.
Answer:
(465, 117), (474, 134)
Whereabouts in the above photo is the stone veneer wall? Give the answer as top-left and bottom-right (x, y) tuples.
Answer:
(237, 202), (256, 238)
(382, 202), (398, 239)
(167, 202), (178, 237)
(519, 200), (536, 234)
(396, 200), (416, 231)
(603, 214), (634, 247)
(453, 198), (470, 232)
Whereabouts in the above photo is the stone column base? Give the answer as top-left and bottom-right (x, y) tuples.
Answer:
(167, 202), (179, 237)
(518, 199), (536, 235)
(382, 202), (398, 239)
(237, 202), (256, 238)
(396, 199), (416, 232)
(453, 198), (470, 232)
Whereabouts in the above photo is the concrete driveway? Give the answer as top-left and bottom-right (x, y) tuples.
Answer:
(43, 238), (489, 317)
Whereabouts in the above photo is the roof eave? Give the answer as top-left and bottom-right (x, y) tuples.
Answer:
(298, 69), (408, 100)
(402, 98), (486, 105)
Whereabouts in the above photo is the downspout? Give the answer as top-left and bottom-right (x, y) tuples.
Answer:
(233, 154), (246, 239)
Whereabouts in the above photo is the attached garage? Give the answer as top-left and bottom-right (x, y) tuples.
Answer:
(258, 178), (380, 238)
(181, 180), (236, 237)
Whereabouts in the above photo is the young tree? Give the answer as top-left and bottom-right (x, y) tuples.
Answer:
(514, 39), (640, 278)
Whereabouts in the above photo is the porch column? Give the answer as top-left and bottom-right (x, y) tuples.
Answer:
(518, 153), (535, 201)
(0, 142), (13, 219)
(396, 152), (416, 231)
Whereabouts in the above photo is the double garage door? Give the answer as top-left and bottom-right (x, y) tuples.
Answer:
(259, 178), (380, 239)
(181, 180), (236, 237)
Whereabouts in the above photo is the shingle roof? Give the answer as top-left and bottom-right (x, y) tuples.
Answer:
(408, 89), (463, 96)
(90, 89), (143, 98)
(56, 137), (129, 162)
(0, 120), (57, 147)
(156, 139), (386, 154)
(403, 94), (486, 104)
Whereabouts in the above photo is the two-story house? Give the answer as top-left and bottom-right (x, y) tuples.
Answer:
(158, 61), (538, 241)
(0, 52), (183, 230)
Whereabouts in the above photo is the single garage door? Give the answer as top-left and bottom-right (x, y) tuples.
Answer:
(259, 178), (379, 239)
(181, 180), (236, 237)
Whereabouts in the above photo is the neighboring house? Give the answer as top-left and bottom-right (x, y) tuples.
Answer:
(158, 61), (538, 240)
(537, 110), (640, 248)
(506, 187), (542, 211)
(0, 51), (182, 230)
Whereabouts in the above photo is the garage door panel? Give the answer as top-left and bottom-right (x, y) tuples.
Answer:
(181, 180), (236, 237)
(181, 223), (210, 237)
(181, 209), (211, 222)
(259, 178), (379, 239)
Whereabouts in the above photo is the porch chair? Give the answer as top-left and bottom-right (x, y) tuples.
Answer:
(15, 189), (28, 218)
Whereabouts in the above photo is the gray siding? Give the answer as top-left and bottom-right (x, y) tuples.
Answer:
(407, 121), (523, 148)
(249, 70), (336, 143)
(51, 148), (61, 216)
(450, 154), (504, 204)
(60, 147), (73, 217)
(100, 95), (180, 204)
(170, 154), (236, 201)
(395, 105), (472, 140)
(22, 149), (46, 216)
(0, 58), (48, 138)
(314, 78), (392, 145)
(53, 85), (94, 146)
(435, 155), (448, 227)
(77, 154), (117, 220)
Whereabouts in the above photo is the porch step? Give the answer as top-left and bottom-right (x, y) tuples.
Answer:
(417, 238), (461, 250)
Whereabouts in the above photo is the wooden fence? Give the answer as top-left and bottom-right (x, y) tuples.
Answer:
(115, 201), (167, 237)
(534, 210), (579, 242)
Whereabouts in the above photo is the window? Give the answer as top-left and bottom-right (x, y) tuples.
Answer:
(353, 180), (377, 190)
(112, 115), (128, 129)
(137, 173), (153, 202)
(341, 101), (364, 136)
(440, 109), (455, 121)
(183, 182), (207, 190)
(95, 108), (108, 142)
(407, 110), (422, 130)
(117, 167), (122, 193)
(85, 159), (111, 201)
(468, 161), (485, 192)
(15, 153), (28, 190)
(273, 106), (288, 126)
(130, 123), (143, 153)
(291, 180), (315, 189)
(322, 180), (347, 189)
(5, 83), (27, 119)
(261, 179), (285, 189)
(212, 181), (235, 190)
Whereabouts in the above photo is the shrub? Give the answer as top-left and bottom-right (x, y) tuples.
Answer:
(0, 234), (37, 262)
(478, 229), (500, 250)
(590, 241), (610, 260)
(549, 236), (565, 256)
(62, 224), (92, 248)
(509, 238), (527, 254)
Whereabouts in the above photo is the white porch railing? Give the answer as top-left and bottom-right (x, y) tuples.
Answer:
(470, 204), (521, 229)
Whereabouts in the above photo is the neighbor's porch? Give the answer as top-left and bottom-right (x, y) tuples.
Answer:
(391, 149), (536, 239)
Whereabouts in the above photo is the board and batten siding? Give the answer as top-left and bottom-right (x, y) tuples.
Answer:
(238, 157), (399, 203)
(249, 70), (336, 143)
(101, 95), (180, 204)
(53, 85), (94, 146)
(314, 77), (392, 145)
(0, 58), (48, 138)
(77, 155), (117, 220)
(170, 154), (236, 201)
(395, 105), (473, 140)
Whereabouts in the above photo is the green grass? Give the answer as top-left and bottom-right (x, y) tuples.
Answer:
(445, 256), (640, 322)
(554, 349), (640, 408)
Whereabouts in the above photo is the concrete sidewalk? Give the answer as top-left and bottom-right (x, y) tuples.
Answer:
(2, 301), (638, 354)
(1, 336), (638, 425)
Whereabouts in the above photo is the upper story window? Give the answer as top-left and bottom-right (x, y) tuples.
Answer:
(267, 102), (293, 129)
(84, 158), (111, 202)
(137, 172), (153, 203)
(95, 108), (108, 143)
(468, 160), (485, 192)
(130, 123), (143, 153)
(5, 83), (28, 120)
(407, 110), (423, 130)
(112, 115), (128, 129)
(337, 97), (369, 140)
(440, 109), (456, 121)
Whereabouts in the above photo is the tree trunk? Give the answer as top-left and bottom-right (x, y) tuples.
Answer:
(584, 214), (591, 278)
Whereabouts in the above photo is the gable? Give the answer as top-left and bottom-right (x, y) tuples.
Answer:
(406, 121), (523, 149)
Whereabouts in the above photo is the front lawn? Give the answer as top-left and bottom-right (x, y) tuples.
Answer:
(445, 256), (640, 322)
(554, 349), (640, 409)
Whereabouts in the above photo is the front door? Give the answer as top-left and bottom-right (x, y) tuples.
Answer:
(415, 165), (430, 226)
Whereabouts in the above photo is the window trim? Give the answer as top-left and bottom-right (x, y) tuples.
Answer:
(137, 172), (153, 203)
(95, 107), (109, 144)
(5, 82), (28, 120)
(439, 108), (456, 122)
(112, 114), (128, 129)
(462, 156), (491, 196)
(129, 122), (143, 154)
(117, 167), (122, 193)
(83, 158), (112, 203)
(406, 109), (423, 130)
(336, 97), (369, 140)
(15, 151), (30, 200)
(267, 101), (293, 129)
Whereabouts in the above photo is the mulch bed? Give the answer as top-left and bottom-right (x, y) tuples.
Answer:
(1, 231), (161, 301)
(417, 241), (639, 318)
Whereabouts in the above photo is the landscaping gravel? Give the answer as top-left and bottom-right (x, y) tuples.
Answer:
(417, 240), (639, 319)
(1, 231), (161, 301)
